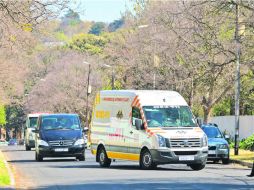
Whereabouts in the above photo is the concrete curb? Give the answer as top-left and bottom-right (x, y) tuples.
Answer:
(230, 159), (253, 168)
(0, 150), (15, 187)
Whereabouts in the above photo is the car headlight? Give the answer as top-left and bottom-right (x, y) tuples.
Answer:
(38, 140), (49, 147)
(29, 133), (34, 140)
(218, 144), (228, 149)
(157, 135), (166, 147)
(74, 139), (85, 146)
(202, 135), (208, 147)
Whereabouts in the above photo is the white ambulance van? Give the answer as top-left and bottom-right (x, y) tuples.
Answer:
(90, 90), (208, 170)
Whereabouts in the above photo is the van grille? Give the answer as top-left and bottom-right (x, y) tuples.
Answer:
(48, 140), (74, 147)
(170, 138), (201, 148)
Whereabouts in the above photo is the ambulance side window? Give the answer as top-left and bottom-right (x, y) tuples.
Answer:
(132, 107), (141, 126)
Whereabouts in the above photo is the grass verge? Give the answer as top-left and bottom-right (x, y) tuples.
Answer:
(0, 151), (11, 186)
(230, 149), (254, 163)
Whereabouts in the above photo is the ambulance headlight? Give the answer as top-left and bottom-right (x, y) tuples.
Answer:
(157, 135), (166, 147)
(202, 135), (208, 147)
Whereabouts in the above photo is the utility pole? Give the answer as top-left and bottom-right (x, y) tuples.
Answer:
(234, 2), (240, 156)
(112, 66), (115, 90)
(103, 64), (115, 90)
(84, 62), (91, 129)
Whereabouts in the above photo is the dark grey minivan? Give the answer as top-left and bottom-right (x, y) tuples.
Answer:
(34, 114), (85, 161)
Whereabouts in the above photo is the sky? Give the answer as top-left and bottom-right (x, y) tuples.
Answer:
(74, 0), (133, 23)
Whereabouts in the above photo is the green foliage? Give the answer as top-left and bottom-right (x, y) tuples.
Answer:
(0, 105), (6, 126)
(212, 98), (231, 116)
(55, 31), (70, 42)
(89, 22), (106, 35)
(69, 33), (109, 54)
(218, 20), (235, 41)
(5, 104), (25, 139)
(176, 53), (185, 65)
(192, 104), (204, 118)
(0, 153), (10, 186)
(239, 134), (254, 150)
(102, 80), (122, 90)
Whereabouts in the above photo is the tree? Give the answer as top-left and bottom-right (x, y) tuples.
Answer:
(104, 0), (254, 123)
(69, 33), (110, 55)
(108, 18), (124, 32)
(0, 0), (70, 48)
(25, 51), (102, 123)
(89, 22), (107, 35)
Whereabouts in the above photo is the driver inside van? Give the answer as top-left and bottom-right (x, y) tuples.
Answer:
(148, 112), (163, 127)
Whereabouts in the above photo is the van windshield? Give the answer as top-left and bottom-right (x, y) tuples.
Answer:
(143, 106), (196, 128)
(29, 117), (38, 128)
(41, 115), (80, 130)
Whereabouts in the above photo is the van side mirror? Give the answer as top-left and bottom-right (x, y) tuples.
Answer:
(32, 129), (39, 133)
(224, 135), (230, 140)
(135, 119), (144, 130)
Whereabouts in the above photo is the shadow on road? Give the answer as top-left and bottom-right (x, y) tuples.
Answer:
(11, 180), (254, 190)
(49, 164), (190, 171)
(8, 158), (77, 163)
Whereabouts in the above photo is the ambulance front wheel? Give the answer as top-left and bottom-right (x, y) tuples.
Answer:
(140, 149), (157, 170)
(98, 147), (111, 167)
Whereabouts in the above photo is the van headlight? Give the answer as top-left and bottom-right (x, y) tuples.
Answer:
(38, 140), (49, 147)
(74, 139), (85, 146)
(202, 135), (208, 147)
(157, 135), (166, 147)
(29, 133), (34, 140)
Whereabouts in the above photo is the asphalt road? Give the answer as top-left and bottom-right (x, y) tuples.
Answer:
(0, 145), (253, 190)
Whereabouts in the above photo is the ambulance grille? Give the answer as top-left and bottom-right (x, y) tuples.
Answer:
(170, 138), (201, 148)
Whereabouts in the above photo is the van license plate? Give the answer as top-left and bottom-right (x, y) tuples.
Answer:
(208, 150), (216, 155)
(54, 148), (68, 152)
(179, 156), (194, 161)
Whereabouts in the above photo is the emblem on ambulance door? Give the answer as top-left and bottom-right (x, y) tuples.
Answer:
(116, 110), (123, 119)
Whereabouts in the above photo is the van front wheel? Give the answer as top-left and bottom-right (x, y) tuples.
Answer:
(25, 144), (31, 151)
(98, 147), (111, 167)
(35, 152), (43, 162)
(189, 163), (206, 171)
(140, 149), (156, 170)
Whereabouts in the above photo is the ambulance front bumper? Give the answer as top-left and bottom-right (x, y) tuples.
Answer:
(151, 148), (208, 165)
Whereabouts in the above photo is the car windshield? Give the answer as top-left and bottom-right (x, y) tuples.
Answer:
(202, 127), (223, 138)
(29, 117), (38, 128)
(143, 106), (196, 128)
(41, 115), (80, 130)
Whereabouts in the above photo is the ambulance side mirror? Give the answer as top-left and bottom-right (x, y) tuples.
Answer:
(196, 118), (202, 126)
(135, 119), (144, 130)
(83, 127), (89, 133)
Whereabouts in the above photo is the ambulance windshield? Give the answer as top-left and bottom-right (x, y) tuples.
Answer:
(143, 106), (196, 128)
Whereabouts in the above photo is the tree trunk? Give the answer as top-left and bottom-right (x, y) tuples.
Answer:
(188, 77), (194, 108)
(203, 106), (211, 124)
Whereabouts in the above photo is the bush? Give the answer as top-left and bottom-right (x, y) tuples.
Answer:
(239, 134), (254, 151)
